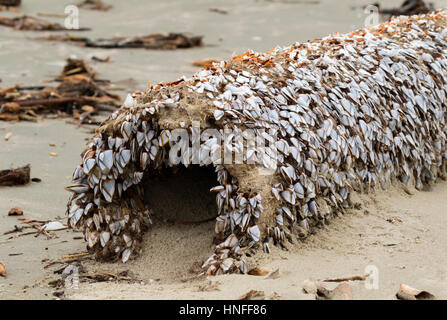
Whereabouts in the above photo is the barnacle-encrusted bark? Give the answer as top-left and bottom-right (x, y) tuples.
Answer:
(67, 10), (447, 274)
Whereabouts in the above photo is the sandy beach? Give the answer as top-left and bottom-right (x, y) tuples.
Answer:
(1, 0), (447, 300)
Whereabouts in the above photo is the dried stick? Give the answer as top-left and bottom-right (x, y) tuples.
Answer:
(320, 274), (369, 282)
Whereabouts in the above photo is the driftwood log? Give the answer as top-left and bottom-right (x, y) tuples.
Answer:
(66, 10), (447, 274)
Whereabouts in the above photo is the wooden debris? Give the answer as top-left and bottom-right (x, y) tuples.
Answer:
(378, 0), (434, 16)
(396, 284), (436, 300)
(4, 131), (12, 140)
(80, 270), (138, 284)
(29, 222), (53, 239)
(0, 59), (120, 123)
(61, 252), (90, 260)
(5, 94), (118, 108)
(8, 207), (23, 216)
(190, 58), (221, 67)
(248, 267), (272, 276)
(17, 217), (49, 224)
(0, 261), (6, 278)
(36, 33), (203, 50)
(49, 265), (140, 287)
(0, 15), (90, 31)
(321, 274), (369, 282)
(0, 5), (18, 12)
(238, 290), (265, 300)
(78, 0), (112, 11)
(0, 0), (20, 6)
(2, 102), (20, 113)
(0, 83), (20, 96)
(386, 217), (403, 224)
(12, 218), (54, 239)
(0, 165), (30, 186)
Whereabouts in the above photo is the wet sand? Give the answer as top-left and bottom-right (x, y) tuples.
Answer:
(1, 0), (447, 299)
(68, 181), (447, 300)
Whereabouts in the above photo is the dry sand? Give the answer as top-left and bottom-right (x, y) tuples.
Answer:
(1, 0), (447, 300)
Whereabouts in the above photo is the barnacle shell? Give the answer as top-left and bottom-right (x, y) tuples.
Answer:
(67, 10), (447, 274)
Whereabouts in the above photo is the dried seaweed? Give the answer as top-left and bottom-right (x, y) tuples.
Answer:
(36, 33), (203, 50)
(0, 0), (20, 6)
(377, 0), (434, 16)
(0, 59), (120, 122)
(77, 0), (112, 11)
(0, 15), (89, 31)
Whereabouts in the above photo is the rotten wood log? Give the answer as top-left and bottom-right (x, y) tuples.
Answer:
(17, 217), (49, 224)
(0, 59), (119, 124)
(7, 231), (38, 239)
(65, 119), (98, 130)
(3, 225), (25, 235)
(0, 165), (30, 186)
(0, 83), (20, 96)
(44, 256), (92, 269)
(21, 221), (53, 239)
(61, 252), (90, 260)
(58, 57), (98, 80)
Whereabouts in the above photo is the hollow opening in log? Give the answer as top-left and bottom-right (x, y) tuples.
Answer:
(129, 165), (221, 279)
(143, 165), (218, 224)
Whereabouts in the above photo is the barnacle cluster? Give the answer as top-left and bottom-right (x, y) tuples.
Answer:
(67, 10), (447, 274)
